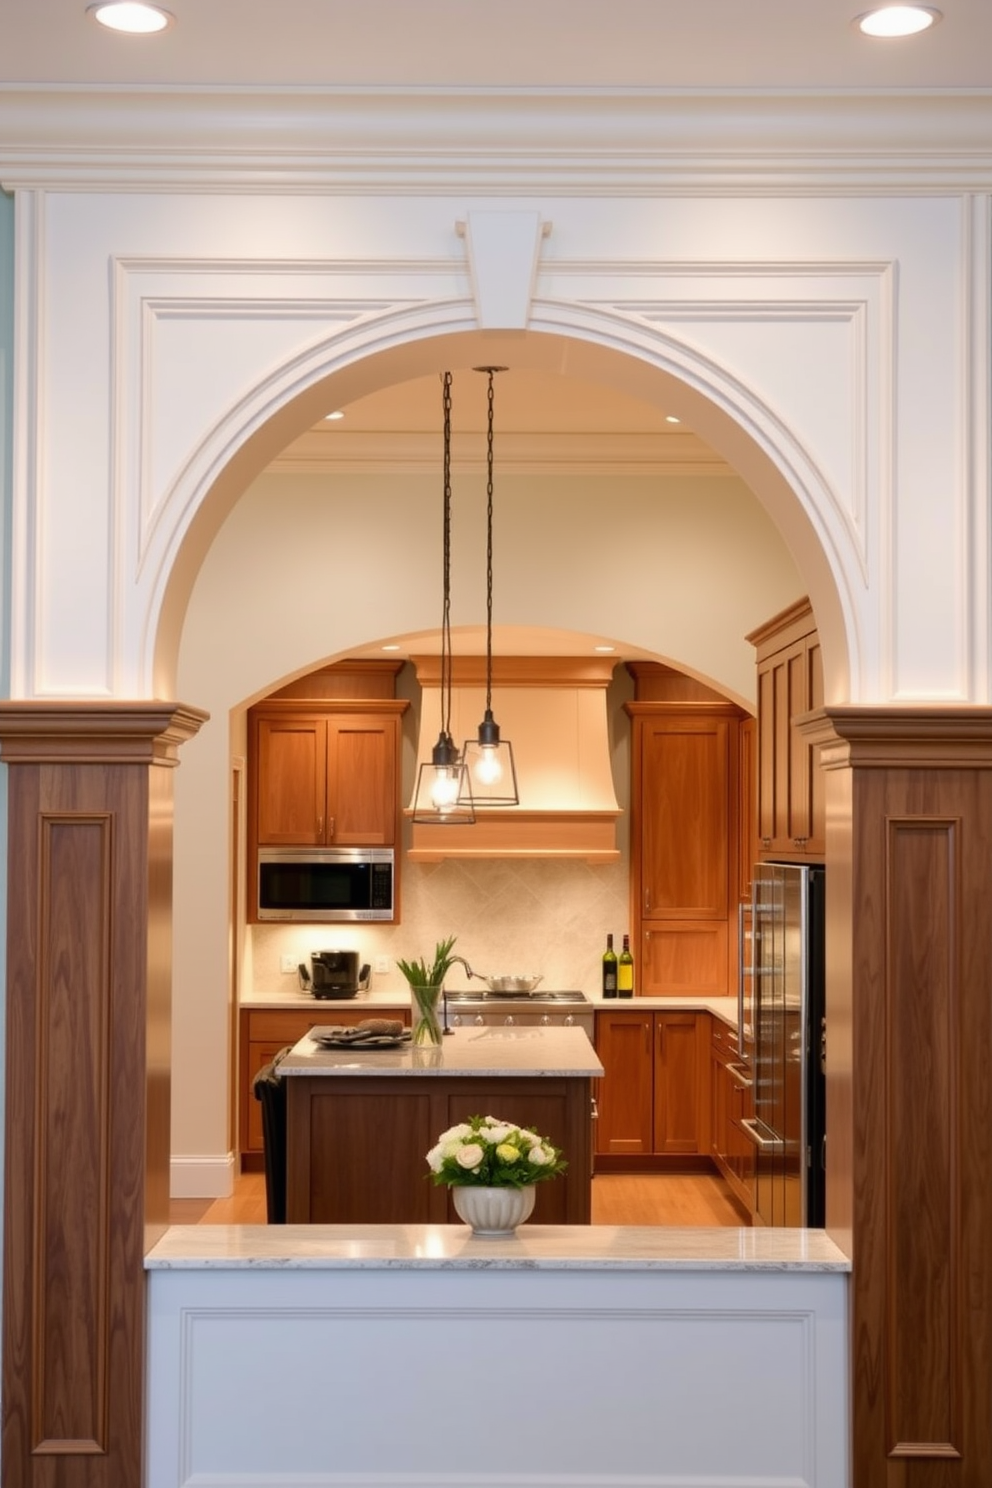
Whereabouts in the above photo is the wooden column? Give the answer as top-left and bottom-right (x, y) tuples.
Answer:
(805, 708), (992, 1488)
(0, 702), (206, 1488)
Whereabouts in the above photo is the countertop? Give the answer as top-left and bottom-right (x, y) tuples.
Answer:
(280, 1022), (605, 1078)
(240, 985), (740, 1029)
(147, 1222), (850, 1272)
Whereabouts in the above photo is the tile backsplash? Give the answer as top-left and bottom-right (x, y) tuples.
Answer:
(250, 856), (630, 996)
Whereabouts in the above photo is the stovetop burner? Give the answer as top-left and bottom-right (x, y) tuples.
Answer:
(445, 989), (589, 1004)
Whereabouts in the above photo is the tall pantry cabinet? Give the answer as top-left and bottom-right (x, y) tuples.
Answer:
(625, 664), (750, 996)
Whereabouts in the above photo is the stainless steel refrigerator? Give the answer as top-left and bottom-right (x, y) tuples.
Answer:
(742, 862), (826, 1227)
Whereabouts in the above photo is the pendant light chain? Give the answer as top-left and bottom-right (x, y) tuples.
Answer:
(484, 368), (495, 716)
(441, 369), (454, 741)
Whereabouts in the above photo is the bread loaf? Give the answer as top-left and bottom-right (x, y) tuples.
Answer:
(356, 1018), (404, 1037)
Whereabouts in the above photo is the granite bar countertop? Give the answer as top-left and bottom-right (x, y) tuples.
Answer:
(147, 1222), (850, 1272)
(279, 1023), (605, 1078)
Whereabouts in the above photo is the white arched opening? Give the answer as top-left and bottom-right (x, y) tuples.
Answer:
(160, 314), (852, 1193)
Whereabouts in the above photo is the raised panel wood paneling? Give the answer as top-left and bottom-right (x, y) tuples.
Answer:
(0, 701), (204, 1488)
(810, 707), (992, 1488)
(885, 818), (960, 1457)
(36, 817), (113, 1454)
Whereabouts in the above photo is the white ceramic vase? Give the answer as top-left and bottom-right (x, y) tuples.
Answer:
(451, 1184), (537, 1237)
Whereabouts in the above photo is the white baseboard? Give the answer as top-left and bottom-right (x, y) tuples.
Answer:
(170, 1152), (235, 1199)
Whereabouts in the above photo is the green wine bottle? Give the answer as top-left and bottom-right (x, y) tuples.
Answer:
(602, 933), (618, 998)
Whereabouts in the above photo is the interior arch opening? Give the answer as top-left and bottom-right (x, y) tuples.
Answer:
(165, 327), (846, 1225)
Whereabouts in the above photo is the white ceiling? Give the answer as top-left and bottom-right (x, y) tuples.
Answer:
(4, 0), (992, 89)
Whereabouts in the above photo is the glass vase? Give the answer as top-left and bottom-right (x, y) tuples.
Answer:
(409, 983), (443, 1045)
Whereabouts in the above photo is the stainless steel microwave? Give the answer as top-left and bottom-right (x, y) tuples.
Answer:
(256, 847), (395, 922)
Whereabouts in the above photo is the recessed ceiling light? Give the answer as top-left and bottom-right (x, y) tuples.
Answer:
(665, 415), (681, 425)
(855, 5), (941, 38)
(381, 644), (401, 652)
(87, 1), (174, 33)
(594, 645), (616, 654)
(324, 410), (345, 421)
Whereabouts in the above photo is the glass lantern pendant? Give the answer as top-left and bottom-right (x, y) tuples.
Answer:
(411, 371), (475, 826)
(461, 367), (519, 807)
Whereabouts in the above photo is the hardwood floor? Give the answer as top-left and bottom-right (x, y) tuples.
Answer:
(170, 1169), (747, 1228)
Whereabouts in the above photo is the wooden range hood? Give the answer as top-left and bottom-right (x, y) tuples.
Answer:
(407, 656), (621, 862)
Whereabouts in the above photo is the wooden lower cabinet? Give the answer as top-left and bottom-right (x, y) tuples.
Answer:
(594, 1008), (708, 1164)
(239, 1006), (410, 1167)
(709, 1017), (754, 1217)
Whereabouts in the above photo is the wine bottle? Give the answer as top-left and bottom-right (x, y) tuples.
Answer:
(618, 933), (634, 997)
(602, 933), (618, 998)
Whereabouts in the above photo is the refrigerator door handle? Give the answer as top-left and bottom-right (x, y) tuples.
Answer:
(741, 1117), (785, 1154)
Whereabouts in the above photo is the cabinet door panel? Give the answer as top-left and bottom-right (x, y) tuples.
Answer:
(594, 1012), (653, 1155)
(255, 718), (326, 845)
(641, 718), (730, 918)
(653, 1013), (701, 1154)
(641, 921), (728, 996)
(326, 717), (396, 845)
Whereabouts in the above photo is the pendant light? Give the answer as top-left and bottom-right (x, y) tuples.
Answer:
(460, 366), (520, 807)
(411, 372), (475, 825)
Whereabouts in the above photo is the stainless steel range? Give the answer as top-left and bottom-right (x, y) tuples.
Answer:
(442, 989), (594, 1038)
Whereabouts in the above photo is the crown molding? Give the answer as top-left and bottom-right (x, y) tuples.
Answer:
(3, 85), (992, 194)
(266, 428), (733, 477)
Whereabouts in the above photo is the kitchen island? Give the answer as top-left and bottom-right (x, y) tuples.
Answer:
(281, 1023), (603, 1225)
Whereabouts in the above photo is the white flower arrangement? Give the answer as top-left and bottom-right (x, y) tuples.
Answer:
(426, 1113), (567, 1189)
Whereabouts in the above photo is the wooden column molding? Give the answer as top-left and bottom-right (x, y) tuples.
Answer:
(0, 701), (207, 1488)
(800, 706), (992, 1487)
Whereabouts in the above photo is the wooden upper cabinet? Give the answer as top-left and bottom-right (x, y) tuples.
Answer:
(748, 598), (824, 859)
(252, 710), (401, 847)
(246, 662), (408, 919)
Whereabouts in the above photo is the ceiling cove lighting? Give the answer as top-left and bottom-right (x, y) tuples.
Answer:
(87, 1), (174, 32)
(410, 372), (475, 826)
(460, 367), (520, 807)
(855, 5), (941, 37)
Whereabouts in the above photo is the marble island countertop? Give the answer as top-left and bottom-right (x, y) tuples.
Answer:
(280, 1022), (605, 1078)
(148, 1222), (850, 1272)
